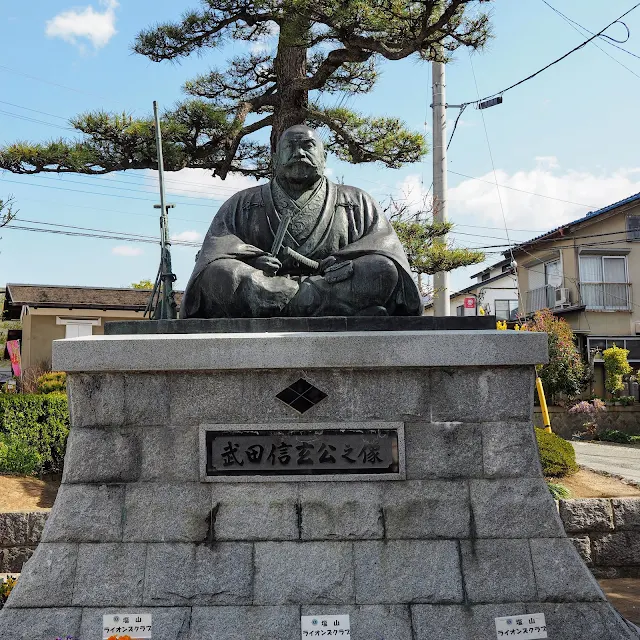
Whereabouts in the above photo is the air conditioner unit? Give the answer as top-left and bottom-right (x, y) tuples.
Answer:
(554, 287), (571, 307)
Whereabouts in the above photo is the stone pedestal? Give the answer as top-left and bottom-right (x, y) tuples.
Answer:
(1, 330), (638, 640)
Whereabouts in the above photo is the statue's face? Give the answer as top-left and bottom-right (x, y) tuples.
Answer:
(275, 126), (326, 186)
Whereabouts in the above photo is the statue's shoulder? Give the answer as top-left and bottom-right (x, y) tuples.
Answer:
(218, 182), (268, 211)
(333, 182), (374, 202)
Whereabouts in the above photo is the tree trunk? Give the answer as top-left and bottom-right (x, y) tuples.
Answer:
(271, 16), (309, 153)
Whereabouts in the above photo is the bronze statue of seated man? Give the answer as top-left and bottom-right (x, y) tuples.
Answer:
(181, 125), (421, 318)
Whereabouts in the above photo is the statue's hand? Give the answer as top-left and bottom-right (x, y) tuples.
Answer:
(318, 256), (338, 274)
(253, 255), (282, 276)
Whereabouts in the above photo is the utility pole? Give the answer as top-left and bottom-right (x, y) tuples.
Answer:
(145, 101), (177, 320)
(432, 58), (450, 317)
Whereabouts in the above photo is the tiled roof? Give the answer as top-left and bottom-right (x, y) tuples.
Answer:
(509, 191), (640, 253)
(4, 283), (183, 311)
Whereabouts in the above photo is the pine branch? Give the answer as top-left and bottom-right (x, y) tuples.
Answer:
(308, 105), (426, 167)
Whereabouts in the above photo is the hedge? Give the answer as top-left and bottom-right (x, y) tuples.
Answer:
(0, 394), (69, 475)
(535, 427), (579, 478)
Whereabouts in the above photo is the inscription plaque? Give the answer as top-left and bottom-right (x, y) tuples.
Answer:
(205, 429), (399, 477)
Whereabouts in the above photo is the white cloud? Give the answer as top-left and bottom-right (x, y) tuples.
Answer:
(46, 0), (119, 50)
(112, 245), (143, 257)
(395, 162), (640, 240)
(171, 230), (202, 243)
(143, 168), (262, 201)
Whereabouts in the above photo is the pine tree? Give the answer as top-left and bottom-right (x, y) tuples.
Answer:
(386, 196), (485, 295)
(0, 0), (491, 179)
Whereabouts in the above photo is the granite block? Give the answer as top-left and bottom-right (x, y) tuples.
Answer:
(482, 422), (541, 478)
(531, 602), (639, 640)
(411, 603), (528, 640)
(62, 427), (141, 483)
(54, 331), (548, 372)
(41, 484), (124, 542)
(0, 512), (28, 545)
(189, 606), (300, 640)
(460, 539), (536, 603)
(383, 480), (470, 539)
(212, 483), (298, 541)
(349, 369), (430, 420)
(569, 535), (593, 565)
(27, 511), (48, 544)
(254, 541), (354, 604)
(559, 498), (614, 533)
(143, 542), (253, 605)
(530, 538), (604, 601)
(246, 368), (430, 423)
(301, 483), (383, 540)
(470, 478), (565, 538)
(592, 532), (640, 566)
(72, 543), (146, 606)
(404, 422), (483, 479)
(139, 425), (199, 482)
(5, 543), (77, 608)
(80, 607), (191, 640)
(0, 608), (82, 640)
(0, 546), (33, 573)
(354, 540), (462, 604)
(246, 369), (355, 422)
(431, 367), (534, 422)
(300, 605), (413, 640)
(67, 372), (125, 427)
(123, 372), (170, 425)
(612, 498), (640, 530)
(169, 371), (254, 424)
(124, 483), (211, 542)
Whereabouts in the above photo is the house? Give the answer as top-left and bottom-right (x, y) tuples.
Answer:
(423, 258), (519, 319)
(513, 191), (640, 395)
(1, 283), (183, 371)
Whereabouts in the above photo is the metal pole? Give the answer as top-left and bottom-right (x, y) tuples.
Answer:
(432, 59), (450, 316)
(151, 100), (177, 320)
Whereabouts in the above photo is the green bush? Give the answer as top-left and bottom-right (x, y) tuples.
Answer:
(36, 371), (66, 394)
(1, 575), (17, 608)
(535, 427), (579, 477)
(0, 394), (69, 475)
(0, 433), (42, 475)
(596, 429), (640, 444)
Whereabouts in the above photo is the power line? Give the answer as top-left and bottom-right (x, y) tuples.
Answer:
(0, 64), (111, 101)
(540, 0), (640, 81)
(448, 170), (598, 208)
(541, 0), (640, 61)
(0, 176), (221, 209)
(0, 109), (73, 132)
(462, 1), (640, 108)
(0, 100), (69, 121)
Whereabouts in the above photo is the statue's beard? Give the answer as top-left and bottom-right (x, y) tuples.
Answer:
(279, 160), (324, 185)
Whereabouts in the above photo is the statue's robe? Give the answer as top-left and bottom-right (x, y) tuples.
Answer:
(181, 179), (421, 318)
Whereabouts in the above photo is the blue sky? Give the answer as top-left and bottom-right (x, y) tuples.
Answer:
(2, 0), (640, 292)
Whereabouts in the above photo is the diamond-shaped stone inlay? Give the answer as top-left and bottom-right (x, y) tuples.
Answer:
(276, 378), (327, 414)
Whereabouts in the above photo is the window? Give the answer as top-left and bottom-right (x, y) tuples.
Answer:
(481, 272), (490, 282)
(589, 337), (640, 361)
(579, 255), (629, 310)
(495, 300), (519, 321)
(502, 264), (513, 273)
(627, 214), (640, 241)
(56, 316), (100, 338)
(456, 304), (464, 317)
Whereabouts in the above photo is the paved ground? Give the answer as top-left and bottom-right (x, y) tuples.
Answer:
(573, 441), (640, 485)
(599, 578), (640, 625)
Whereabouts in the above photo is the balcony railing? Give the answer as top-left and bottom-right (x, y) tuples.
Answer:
(579, 282), (632, 311)
(523, 283), (632, 314)
(523, 285), (555, 315)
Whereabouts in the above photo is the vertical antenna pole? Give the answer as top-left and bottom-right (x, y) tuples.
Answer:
(149, 100), (177, 320)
